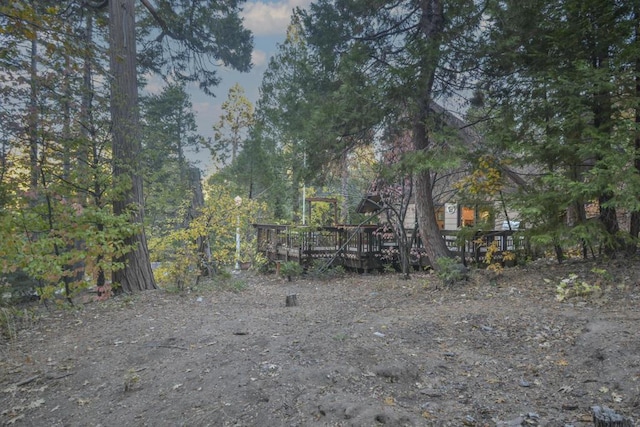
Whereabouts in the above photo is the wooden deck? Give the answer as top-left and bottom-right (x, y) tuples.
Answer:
(254, 224), (524, 271)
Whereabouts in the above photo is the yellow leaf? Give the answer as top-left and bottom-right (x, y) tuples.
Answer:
(384, 396), (395, 406)
(77, 398), (90, 406)
(422, 410), (434, 419)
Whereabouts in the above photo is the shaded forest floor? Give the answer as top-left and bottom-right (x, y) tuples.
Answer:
(1, 258), (640, 426)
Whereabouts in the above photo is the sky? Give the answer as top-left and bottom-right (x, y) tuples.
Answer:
(146, 0), (313, 172)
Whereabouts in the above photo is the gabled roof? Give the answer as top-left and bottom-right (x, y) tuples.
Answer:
(356, 194), (382, 213)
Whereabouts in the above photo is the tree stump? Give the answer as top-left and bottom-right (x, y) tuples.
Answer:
(592, 406), (633, 427)
(285, 294), (297, 307)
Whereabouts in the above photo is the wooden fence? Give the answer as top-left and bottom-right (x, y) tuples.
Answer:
(254, 224), (524, 271)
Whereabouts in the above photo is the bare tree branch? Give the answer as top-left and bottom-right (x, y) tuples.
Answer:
(139, 0), (179, 40)
(428, 101), (530, 190)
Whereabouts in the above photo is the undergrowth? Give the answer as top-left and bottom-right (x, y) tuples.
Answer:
(553, 267), (619, 302)
(435, 257), (468, 286)
(0, 306), (38, 342)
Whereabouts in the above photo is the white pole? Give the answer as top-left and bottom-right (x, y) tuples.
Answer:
(302, 186), (306, 225)
(302, 152), (306, 225)
(234, 196), (242, 270)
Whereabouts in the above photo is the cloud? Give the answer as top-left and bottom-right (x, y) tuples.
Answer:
(242, 0), (312, 36)
(142, 73), (164, 95)
(251, 49), (268, 67)
(192, 101), (218, 121)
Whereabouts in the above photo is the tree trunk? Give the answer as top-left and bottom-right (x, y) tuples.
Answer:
(62, 53), (71, 179)
(340, 148), (349, 224)
(186, 167), (213, 277)
(414, 169), (451, 266)
(28, 35), (38, 196)
(285, 294), (298, 307)
(80, 12), (94, 152)
(591, 34), (620, 254)
(413, 97), (450, 265)
(60, 52), (79, 298)
(411, 0), (451, 269)
(397, 227), (411, 279)
(629, 6), (640, 249)
(599, 193), (621, 255)
(108, 0), (157, 292)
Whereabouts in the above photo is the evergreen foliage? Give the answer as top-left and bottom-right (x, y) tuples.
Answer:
(2, 0), (640, 305)
(478, 0), (640, 257)
(0, 1), (254, 300)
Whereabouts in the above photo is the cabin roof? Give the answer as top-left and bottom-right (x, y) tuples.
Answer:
(356, 194), (382, 213)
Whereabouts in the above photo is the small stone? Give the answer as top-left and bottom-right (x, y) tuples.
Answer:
(420, 389), (443, 397)
(496, 416), (524, 427)
(462, 415), (476, 425)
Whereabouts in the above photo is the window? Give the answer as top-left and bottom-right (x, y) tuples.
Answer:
(459, 205), (494, 228)
(435, 206), (445, 229)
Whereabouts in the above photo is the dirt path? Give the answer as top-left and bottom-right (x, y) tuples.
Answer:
(2, 260), (639, 426)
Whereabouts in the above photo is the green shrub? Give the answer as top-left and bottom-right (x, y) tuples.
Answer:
(435, 257), (468, 286)
(306, 260), (346, 279)
(554, 273), (602, 302)
(280, 261), (303, 281)
(252, 253), (272, 274)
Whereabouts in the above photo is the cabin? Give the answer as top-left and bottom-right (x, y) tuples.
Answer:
(398, 202), (519, 232)
(254, 102), (529, 270)
(255, 99), (636, 270)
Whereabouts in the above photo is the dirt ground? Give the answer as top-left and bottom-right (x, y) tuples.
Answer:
(1, 259), (640, 427)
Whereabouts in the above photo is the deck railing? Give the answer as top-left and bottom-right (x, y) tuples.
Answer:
(254, 223), (525, 270)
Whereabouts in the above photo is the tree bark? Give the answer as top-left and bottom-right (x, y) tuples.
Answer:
(629, 4), (640, 248)
(186, 167), (213, 277)
(591, 26), (620, 253)
(599, 192), (621, 254)
(108, 0), (157, 292)
(285, 294), (298, 307)
(28, 35), (38, 196)
(340, 148), (349, 224)
(412, 0), (451, 268)
(414, 168), (451, 265)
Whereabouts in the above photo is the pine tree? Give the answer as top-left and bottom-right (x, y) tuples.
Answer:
(480, 0), (640, 256)
(212, 83), (254, 165)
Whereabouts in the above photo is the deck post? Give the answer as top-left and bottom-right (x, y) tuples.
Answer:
(461, 234), (466, 267)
